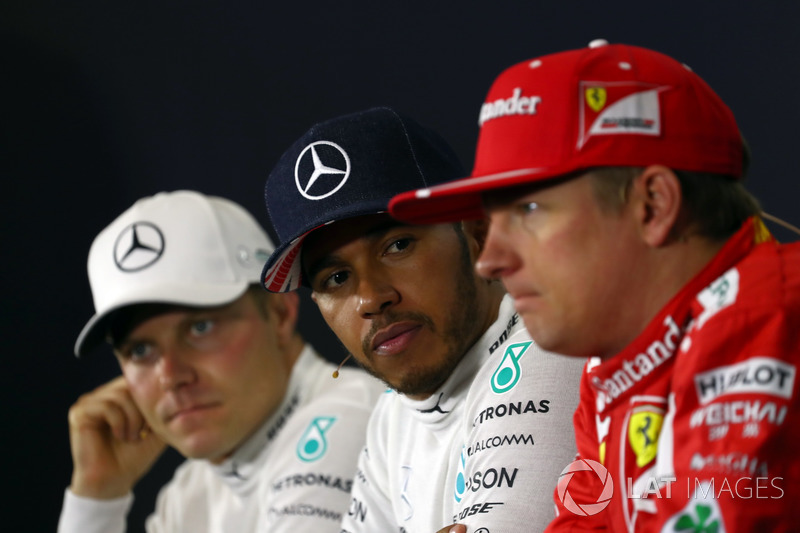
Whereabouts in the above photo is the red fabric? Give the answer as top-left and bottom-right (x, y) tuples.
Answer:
(546, 219), (800, 532)
(389, 42), (744, 226)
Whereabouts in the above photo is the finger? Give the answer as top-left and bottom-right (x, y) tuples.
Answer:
(69, 389), (142, 443)
(87, 377), (147, 441)
(435, 525), (466, 533)
(70, 396), (128, 441)
(104, 397), (142, 442)
(104, 384), (148, 441)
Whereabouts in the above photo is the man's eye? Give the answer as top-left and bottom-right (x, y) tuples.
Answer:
(128, 343), (153, 361)
(386, 238), (412, 254)
(323, 270), (350, 289)
(518, 201), (539, 215)
(189, 319), (215, 336)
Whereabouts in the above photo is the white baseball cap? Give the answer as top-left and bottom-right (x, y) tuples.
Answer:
(75, 190), (275, 357)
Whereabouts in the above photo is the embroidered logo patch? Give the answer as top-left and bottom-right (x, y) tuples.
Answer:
(113, 222), (165, 272)
(294, 141), (351, 200)
(296, 416), (336, 462)
(578, 82), (668, 148)
(694, 357), (796, 405)
(491, 341), (532, 394)
(660, 482), (726, 533)
(454, 446), (467, 503)
(585, 87), (607, 112)
(628, 408), (664, 467)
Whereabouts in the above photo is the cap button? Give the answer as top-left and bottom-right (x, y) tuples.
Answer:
(588, 39), (609, 48)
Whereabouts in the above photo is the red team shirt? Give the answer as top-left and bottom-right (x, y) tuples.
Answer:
(546, 217), (800, 533)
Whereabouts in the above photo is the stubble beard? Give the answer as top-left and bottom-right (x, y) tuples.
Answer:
(358, 241), (481, 398)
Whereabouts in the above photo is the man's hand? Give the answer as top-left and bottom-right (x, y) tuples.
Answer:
(435, 525), (466, 533)
(67, 376), (166, 499)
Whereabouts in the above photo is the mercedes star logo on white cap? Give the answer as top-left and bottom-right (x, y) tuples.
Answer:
(113, 222), (165, 272)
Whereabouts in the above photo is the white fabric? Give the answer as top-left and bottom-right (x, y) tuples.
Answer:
(76, 190), (274, 356)
(340, 295), (586, 532)
(58, 491), (132, 533)
(58, 345), (384, 533)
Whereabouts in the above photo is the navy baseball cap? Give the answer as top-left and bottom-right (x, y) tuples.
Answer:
(261, 107), (465, 292)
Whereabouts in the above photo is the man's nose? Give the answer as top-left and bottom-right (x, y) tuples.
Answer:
(157, 346), (197, 391)
(475, 212), (520, 280)
(355, 270), (400, 318)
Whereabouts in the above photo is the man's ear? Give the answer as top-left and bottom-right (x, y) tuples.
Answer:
(629, 165), (683, 247)
(267, 291), (300, 347)
(461, 217), (490, 256)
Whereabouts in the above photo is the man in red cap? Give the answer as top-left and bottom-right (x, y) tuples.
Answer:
(391, 40), (800, 532)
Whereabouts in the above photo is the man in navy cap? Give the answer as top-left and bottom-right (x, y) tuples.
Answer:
(261, 107), (585, 533)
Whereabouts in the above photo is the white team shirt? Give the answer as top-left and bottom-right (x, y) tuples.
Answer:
(340, 295), (586, 533)
(58, 345), (384, 533)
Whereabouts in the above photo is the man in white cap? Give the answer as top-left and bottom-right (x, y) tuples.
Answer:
(58, 190), (383, 533)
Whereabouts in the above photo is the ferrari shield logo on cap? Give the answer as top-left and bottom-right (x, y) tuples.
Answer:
(585, 87), (607, 112)
(578, 82), (666, 148)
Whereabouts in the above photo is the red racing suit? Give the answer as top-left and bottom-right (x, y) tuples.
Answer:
(546, 217), (800, 533)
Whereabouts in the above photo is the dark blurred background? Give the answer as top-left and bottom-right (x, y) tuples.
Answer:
(2, 1), (798, 531)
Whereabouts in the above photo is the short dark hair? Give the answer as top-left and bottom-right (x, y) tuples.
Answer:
(589, 166), (761, 242)
(246, 284), (273, 321)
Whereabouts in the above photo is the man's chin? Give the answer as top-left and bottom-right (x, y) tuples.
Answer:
(170, 434), (232, 462)
(384, 366), (453, 399)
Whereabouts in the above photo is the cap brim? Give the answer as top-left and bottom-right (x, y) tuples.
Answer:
(389, 167), (551, 224)
(74, 282), (251, 357)
(261, 231), (309, 293)
(74, 311), (120, 359)
(262, 199), (394, 293)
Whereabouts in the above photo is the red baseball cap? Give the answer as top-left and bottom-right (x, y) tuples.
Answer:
(389, 40), (744, 225)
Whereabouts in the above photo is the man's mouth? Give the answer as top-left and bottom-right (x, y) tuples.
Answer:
(165, 402), (220, 424)
(370, 322), (423, 356)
